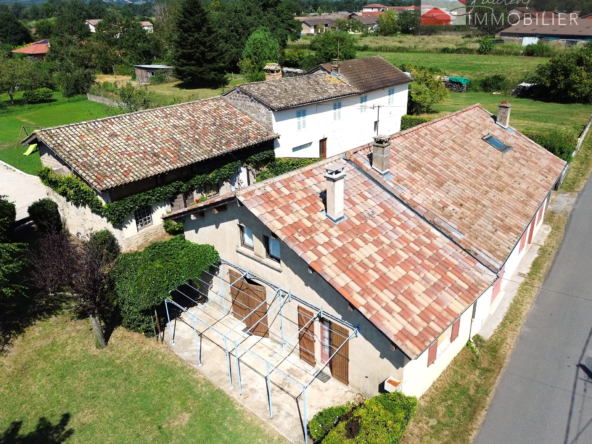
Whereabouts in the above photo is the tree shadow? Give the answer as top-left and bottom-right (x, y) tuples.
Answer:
(0, 413), (74, 444)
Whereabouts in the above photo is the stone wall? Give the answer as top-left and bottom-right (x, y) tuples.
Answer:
(223, 90), (273, 129)
(86, 93), (122, 108)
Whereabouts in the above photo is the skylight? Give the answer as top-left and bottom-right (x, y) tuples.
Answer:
(483, 135), (513, 154)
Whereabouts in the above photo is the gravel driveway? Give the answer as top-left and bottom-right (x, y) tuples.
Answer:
(0, 161), (47, 220)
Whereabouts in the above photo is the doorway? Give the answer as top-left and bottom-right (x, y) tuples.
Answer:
(228, 269), (269, 337)
(319, 138), (327, 159)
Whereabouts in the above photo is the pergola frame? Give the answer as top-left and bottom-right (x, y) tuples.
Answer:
(164, 259), (359, 443)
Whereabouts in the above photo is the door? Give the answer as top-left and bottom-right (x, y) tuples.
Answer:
(319, 138), (327, 159)
(331, 323), (349, 385)
(228, 270), (269, 337)
(229, 269), (250, 320)
(298, 306), (316, 366)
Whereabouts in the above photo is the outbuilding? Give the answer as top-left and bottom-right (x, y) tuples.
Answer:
(133, 65), (174, 85)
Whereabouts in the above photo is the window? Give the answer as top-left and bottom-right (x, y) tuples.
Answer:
(264, 235), (281, 261)
(360, 95), (367, 112)
(388, 88), (395, 105)
(333, 101), (341, 120)
(135, 206), (153, 230)
(292, 142), (312, 153)
(483, 135), (512, 153)
(296, 109), (307, 130)
(240, 225), (254, 250)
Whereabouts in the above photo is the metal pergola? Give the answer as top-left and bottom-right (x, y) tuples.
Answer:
(164, 259), (359, 443)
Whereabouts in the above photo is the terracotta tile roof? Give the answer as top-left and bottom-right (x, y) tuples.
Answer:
(233, 73), (358, 111)
(86, 19), (101, 26)
(351, 105), (566, 272)
(238, 159), (495, 358)
(12, 40), (49, 55)
(26, 97), (278, 191)
(319, 56), (411, 93)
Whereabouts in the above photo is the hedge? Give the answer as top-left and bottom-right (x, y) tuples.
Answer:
(111, 236), (220, 333)
(23, 88), (53, 104)
(524, 130), (576, 162)
(401, 115), (430, 131)
(0, 196), (16, 243)
(27, 198), (62, 233)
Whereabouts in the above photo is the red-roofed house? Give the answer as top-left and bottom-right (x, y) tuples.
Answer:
(12, 40), (50, 61)
(421, 7), (451, 25)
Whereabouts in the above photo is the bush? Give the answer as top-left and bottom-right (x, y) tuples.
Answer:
(524, 130), (576, 162)
(149, 70), (170, 85)
(524, 42), (555, 57)
(111, 236), (219, 333)
(281, 49), (306, 68)
(0, 196), (16, 243)
(164, 219), (184, 235)
(479, 74), (512, 93)
(23, 88), (53, 104)
(88, 230), (120, 263)
(309, 405), (351, 442)
(478, 37), (494, 54)
(114, 64), (135, 76)
(401, 115), (430, 131)
(28, 198), (62, 233)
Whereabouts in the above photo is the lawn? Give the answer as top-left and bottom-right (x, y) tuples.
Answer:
(0, 94), (116, 175)
(0, 315), (287, 444)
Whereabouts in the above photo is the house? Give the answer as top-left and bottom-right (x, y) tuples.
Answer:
(500, 12), (589, 46)
(224, 56), (411, 160)
(21, 98), (278, 251)
(421, 7), (451, 26)
(352, 14), (379, 30)
(12, 40), (50, 61)
(162, 102), (566, 405)
(508, 6), (537, 20)
(300, 17), (336, 35)
(133, 65), (173, 85)
(363, 3), (388, 12)
(140, 21), (153, 33)
(85, 19), (101, 33)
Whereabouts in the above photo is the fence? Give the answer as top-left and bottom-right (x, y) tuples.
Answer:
(575, 114), (592, 156)
(86, 93), (122, 108)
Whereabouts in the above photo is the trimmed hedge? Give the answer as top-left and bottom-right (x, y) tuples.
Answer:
(309, 405), (350, 442)
(524, 130), (576, 162)
(111, 236), (220, 333)
(23, 88), (53, 104)
(0, 196), (16, 243)
(401, 115), (430, 131)
(28, 198), (62, 233)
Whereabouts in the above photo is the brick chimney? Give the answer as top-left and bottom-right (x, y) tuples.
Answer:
(372, 135), (391, 175)
(497, 100), (511, 128)
(264, 63), (282, 81)
(324, 161), (346, 223)
(332, 59), (340, 74)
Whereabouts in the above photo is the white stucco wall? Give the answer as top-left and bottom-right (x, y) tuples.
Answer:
(272, 85), (409, 159)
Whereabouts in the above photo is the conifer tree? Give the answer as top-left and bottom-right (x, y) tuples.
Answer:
(172, 0), (226, 86)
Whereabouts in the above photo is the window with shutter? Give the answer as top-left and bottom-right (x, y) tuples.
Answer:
(388, 88), (395, 105)
(427, 342), (438, 367)
(451, 318), (460, 342)
(360, 95), (367, 112)
(333, 101), (341, 120)
(296, 109), (307, 130)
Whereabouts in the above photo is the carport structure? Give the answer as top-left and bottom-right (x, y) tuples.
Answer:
(164, 259), (359, 443)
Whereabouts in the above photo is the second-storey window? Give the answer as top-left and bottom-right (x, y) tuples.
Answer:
(388, 88), (395, 105)
(360, 95), (367, 112)
(333, 101), (341, 120)
(264, 235), (281, 261)
(297, 109), (307, 130)
(240, 225), (254, 250)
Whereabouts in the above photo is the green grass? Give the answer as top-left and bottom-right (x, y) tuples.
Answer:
(0, 94), (116, 175)
(0, 316), (287, 444)
(358, 52), (547, 81)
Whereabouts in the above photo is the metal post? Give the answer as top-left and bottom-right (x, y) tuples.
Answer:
(234, 341), (242, 394)
(191, 318), (202, 367)
(303, 387), (308, 444)
(224, 336), (233, 389)
(219, 270), (226, 314)
(266, 362), (273, 418)
(164, 298), (175, 346)
(280, 292), (286, 349)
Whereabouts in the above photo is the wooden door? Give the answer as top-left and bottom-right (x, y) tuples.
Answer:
(527, 221), (536, 245)
(229, 269), (250, 320)
(298, 306), (316, 366)
(331, 323), (349, 385)
(246, 279), (269, 338)
(319, 138), (327, 159)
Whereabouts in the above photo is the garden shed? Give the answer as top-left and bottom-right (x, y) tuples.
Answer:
(133, 65), (174, 85)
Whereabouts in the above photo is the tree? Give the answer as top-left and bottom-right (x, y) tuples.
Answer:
(35, 19), (54, 39)
(310, 30), (357, 64)
(240, 27), (279, 80)
(334, 18), (367, 34)
(0, 10), (32, 46)
(46, 36), (96, 97)
(377, 10), (398, 36)
(408, 67), (449, 114)
(0, 196), (26, 299)
(118, 84), (152, 113)
(173, 0), (226, 86)
(398, 10), (415, 34)
(0, 56), (28, 104)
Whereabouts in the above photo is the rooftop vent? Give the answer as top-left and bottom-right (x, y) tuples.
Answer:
(331, 59), (340, 74)
(372, 135), (391, 175)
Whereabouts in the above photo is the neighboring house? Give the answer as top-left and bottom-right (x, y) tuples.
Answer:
(421, 7), (451, 25)
(86, 19), (101, 33)
(162, 101), (566, 400)
(224, 56), (411, 160)
(362, 3), (388, 12)
(22, 98), (278, 251)
(508, 6), (537, 19)
(12, 39), (50, 61)
(300, 18), (336, 35)
(352, 14), (379, 30)
(140, 21), (153, 32)
(500, 12), (587, 46)
(133, 65), (173, 84)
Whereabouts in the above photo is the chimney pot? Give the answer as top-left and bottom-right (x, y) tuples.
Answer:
(497, 101), (512, 128)
(324, 160), (346, 223)
(332, 59), (340, 74)
(372, 135), (391, 175)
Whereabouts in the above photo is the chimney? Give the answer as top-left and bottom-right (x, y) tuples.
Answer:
(324, 161), (346, 223)
(331, 59), (340, 74)
(372, 135), (391, 175)
(264, 63), (282, 81)
(497, 100), (511, 128)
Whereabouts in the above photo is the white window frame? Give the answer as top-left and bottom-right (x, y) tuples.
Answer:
(265, 235), (281, 261)
(240, 225), (254, 250)
(388, 88), (395, 105)
(360, 95), (367, 113)
(333, 101), (342, 120)
(296, 109), (307, 130)
(135, 206), (153, 231)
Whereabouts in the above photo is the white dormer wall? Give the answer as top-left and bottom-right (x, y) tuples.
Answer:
(272, 84), (409, 159)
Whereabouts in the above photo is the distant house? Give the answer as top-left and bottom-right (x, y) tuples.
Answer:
(352, 14), (379, 30)
(362, 3), (388, 12)
(140, 21), (153, 33)
(300, 18), (336, 35)
(12, 39), (50, 61)
(421, 7), (451, 25)
(133, 65), (173, 84)
(500, 12), (589, 46)
(85, 19), (101, 33)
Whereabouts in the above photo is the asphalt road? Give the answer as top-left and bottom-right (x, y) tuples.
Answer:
(476, 181), (592, 444)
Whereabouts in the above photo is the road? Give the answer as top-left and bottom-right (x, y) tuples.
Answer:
(476, 181), (592, 444)
(0, 161), (46, 220)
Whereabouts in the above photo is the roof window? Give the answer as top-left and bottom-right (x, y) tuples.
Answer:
(483, 135), (512, 154)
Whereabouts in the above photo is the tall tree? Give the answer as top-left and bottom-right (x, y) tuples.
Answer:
(172, 0), (226, 86)
(377, 10), (399, 36)
(241, 27), (280, 72)
(0, 56), (28, 104)
(0, 10), (32, 46)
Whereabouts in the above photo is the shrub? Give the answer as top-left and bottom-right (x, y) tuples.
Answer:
(401, 115), (430, 131)
(524, 42), (555, 57)
(478, 37), (494, 54)
(164, 219), (184, 235)
(149, 70), (170, 85)
(23, 88), (53, 104)
(309, 405), (351, 442)
(114, 64), (135, 76)
(524, 130), (576, 162)
(111, 236), (219, 333)
(88, 229), (120, 263)
(28, 198), (62, 233)
(479, 74), (512, 93)
(282, 49), (306, 68)
(408, 67), (449, 114)
(0, 196), (16, 243)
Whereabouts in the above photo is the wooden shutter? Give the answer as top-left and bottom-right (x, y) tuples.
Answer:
(451, 318), (461, 343)
(331, 323), (349, 385)
(536, 204), (544, 224)
(298, 306), (315, 366)
(229, 269), (250, 320)
(427, 342), (438, 367)
(491, 265), (506, 304)
(519, 228), (527, 252)
(246, 280), (269, 338)
(527, 220), (536, 245)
